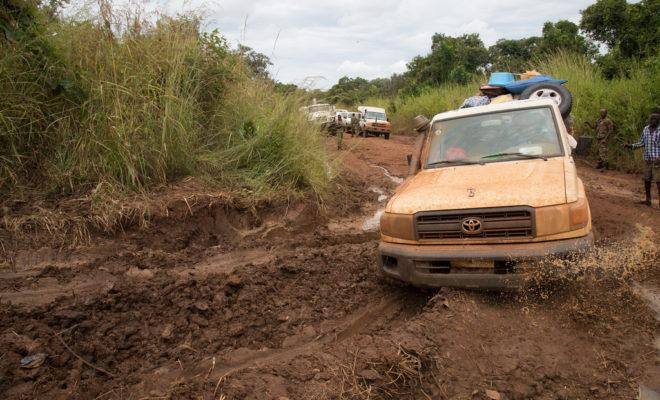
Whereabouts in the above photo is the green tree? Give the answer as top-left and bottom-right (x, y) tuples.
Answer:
(488, 21), (595, 72)
(274, 82), (298, 94)
(488, 37), (539, 71)
(406, 33), (488, 87)
(537, 20), (597, 57)
(581, 0), (659, 77)
(236, 44), (272, 79)
(325, 76), (372, 105)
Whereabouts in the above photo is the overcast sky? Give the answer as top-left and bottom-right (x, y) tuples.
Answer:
(75, 0), (597, 89)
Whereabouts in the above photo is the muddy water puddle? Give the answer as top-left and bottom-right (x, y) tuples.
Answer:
(177, 248), (274, 277)
(371, 164), (404, 185)
(329, 166), (404, 233)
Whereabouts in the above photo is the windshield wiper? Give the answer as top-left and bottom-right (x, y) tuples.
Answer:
(481, 152), (548, 161)
(427, 159), (485, 168)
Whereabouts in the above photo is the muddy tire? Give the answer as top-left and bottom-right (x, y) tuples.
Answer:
(520, 82), (572, 117)
(384, 132), (390, 140)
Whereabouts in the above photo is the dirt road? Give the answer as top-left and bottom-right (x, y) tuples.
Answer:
(1, 135), (658, 399)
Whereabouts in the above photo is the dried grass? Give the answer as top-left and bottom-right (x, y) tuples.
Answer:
(333, 344), (432, 400)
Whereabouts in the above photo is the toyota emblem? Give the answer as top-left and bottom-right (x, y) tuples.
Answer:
(461, 218), (483, 235)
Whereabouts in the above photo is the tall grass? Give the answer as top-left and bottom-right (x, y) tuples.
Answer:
(0, 8), (329, 199)
(370, 51), (658, 171)
(539, 52), (657, 171)
(201, 77), (329, 194)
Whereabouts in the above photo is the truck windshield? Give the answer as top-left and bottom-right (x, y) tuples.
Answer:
(365, 111), (386, 120)
(425, 107), (563, 168)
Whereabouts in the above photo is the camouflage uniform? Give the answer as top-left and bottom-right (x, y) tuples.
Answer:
(351, 114), (362, 137)
(595, 117), (613, 167)
(336, 127), (343, 150)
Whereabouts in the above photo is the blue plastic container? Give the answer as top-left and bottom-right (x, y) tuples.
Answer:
(487, 72), (515, 87)
(504, 75), (568, 94)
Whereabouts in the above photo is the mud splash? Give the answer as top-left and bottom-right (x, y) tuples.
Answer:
(526, 224), (659, 397)
(370, 165), (404, 185)
(362, 209), (384, 231)
(368, 187), (388, 203)
(361, 166), (405, 232)
(528, 224), (657, 286)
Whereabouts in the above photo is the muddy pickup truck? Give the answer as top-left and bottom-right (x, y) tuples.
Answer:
(300, 103), (336, 133)
(355, 106), (392, 139)
(378, 99), (593, 289)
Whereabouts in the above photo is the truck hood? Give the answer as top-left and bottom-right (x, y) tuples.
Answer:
(386, 157), (567, 214)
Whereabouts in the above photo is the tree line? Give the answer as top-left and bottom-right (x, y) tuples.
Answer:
(323, 0), (659, 106)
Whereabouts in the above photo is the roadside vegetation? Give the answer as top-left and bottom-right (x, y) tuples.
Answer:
(365, 51), (660, 171)
(326, 0), (658, 172)
(366, 51), (658, 171)
(0, 1), (329, 202)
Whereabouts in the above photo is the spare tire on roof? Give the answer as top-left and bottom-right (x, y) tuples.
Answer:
(519, 82), (573, 118)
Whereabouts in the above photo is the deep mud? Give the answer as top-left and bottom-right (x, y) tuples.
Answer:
(1, 134), (658, 399)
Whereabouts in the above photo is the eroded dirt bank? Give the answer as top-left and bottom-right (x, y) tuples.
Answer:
(1, 135), (658, 399)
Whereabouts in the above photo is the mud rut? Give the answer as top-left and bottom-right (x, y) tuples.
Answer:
(1, 207), (432, 399)
(1, 135), (659, 400)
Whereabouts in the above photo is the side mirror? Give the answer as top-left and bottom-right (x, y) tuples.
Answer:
(387, 118), (391, 122)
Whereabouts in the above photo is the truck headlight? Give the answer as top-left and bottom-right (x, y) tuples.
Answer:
(535, 198), (590, 236)
(569, 197), (589, 229)
(380, 212), (415, 240)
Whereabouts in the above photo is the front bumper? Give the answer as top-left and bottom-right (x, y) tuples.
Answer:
(378, 233), (594, 289)
(362, 125), (390, 134)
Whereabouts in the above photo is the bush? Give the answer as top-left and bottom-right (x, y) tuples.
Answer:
(200, 76), (329, 195)
(0, 5), (329, 198)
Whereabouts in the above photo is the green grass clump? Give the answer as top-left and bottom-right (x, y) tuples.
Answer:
(200, 77), (329, 195)
(0, 9), (329, 200)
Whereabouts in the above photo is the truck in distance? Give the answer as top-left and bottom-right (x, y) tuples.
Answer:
(355, 106), (392, 139)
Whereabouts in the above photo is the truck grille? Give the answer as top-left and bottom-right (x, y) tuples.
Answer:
(415, 207), (535, 240)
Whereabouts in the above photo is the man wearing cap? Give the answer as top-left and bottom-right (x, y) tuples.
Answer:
(586, 108), (613, 170)
(624, 112), (660, 207)
(351, 112), (362, 137)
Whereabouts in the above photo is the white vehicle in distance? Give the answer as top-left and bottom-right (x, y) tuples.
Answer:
(300, 103), (336, 131)
(356, 106), (392, 139)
